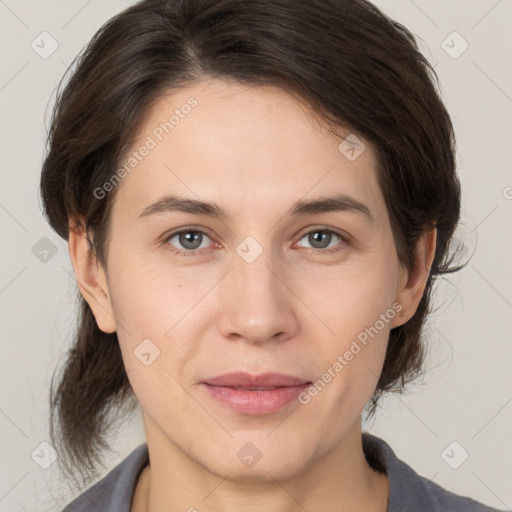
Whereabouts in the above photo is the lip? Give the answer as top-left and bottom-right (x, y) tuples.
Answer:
(201, 372), (312, 415)
(204, 372), (309, 388)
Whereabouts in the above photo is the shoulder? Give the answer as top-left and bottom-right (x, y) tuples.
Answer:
(362, 433), (508, 512)
(61, 444), (149, 512)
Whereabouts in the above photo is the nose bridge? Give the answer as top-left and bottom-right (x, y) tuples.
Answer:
(233, 240), (284, 314)
(216, 239), (298, 343)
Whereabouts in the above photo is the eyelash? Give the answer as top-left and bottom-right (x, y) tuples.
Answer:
(163, 227), (349, 257)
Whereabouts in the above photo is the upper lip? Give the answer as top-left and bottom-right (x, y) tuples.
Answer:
(203, 372), (310, 389)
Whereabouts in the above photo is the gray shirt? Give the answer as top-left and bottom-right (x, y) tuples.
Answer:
(62, 433), (506, 511)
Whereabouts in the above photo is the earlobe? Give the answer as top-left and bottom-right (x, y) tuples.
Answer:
(391, 228), (437, 329)
(67, 218), (117, 334)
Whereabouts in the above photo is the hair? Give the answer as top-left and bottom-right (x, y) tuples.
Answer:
(40, 0), (466, 489)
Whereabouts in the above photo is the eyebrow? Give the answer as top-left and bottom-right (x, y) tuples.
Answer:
(137, 192), (374, 224)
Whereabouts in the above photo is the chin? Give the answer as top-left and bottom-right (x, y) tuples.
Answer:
(193, 436), (319, 483)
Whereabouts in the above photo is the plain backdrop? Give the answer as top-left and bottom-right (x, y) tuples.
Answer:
(0, 1), (511, 510)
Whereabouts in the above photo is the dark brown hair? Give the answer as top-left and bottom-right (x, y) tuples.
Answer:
(40, 0), (465, 488)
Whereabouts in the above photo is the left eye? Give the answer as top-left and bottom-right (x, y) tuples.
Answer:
(296, 229), (345, 251)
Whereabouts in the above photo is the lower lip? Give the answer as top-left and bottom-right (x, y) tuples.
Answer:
(201, 383), (311, 415)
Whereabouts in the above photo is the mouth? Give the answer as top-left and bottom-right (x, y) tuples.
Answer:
(200, 372), (312, 415)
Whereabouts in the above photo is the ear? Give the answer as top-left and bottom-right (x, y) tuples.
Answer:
(67, 217), (117, 334)
(391, 228), (437, 329)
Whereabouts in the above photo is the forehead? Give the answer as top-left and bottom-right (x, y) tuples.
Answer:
(111, 79), (386, 224)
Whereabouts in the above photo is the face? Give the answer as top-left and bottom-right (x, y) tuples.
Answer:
(75, 78), (430, 482)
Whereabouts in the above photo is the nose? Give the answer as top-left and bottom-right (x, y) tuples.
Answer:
(216, 250), (300, 346)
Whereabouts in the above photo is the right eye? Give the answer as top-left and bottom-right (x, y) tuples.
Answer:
(164, 229), (215, 256)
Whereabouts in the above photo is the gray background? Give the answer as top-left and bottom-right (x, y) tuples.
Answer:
(0, 0), (511, 510)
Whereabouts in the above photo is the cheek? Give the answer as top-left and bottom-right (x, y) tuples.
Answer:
(109, 271), (198, 416)
(301, 318), (391, 437)
(298, 251), (400, 341)
(295, 252), (398, 406)
(107, 258), (215, 386)
(108, 251), (205, 335)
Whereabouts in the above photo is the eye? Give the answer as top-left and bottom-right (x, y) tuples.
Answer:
(295, 228), (347, 254)
(163, 227), (348, 257)
(165, 229), (214, 256)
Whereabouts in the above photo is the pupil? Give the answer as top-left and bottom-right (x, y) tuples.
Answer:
(180, 231), (201, 249)
(310, 231), (330, 249)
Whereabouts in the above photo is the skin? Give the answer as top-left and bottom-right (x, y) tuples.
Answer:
(68, 78), (436, 512)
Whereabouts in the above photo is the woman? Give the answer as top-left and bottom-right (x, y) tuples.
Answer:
(40, 0), (505, 510)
